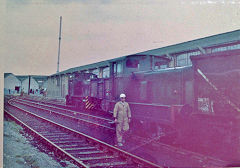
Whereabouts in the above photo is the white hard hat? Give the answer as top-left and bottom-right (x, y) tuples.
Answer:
(120, 93), (126, 98)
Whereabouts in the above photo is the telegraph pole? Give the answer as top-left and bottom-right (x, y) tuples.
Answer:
(57, 16), (62, 73)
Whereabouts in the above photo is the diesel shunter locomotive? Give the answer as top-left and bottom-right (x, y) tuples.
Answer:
(66, 49), (240, 159)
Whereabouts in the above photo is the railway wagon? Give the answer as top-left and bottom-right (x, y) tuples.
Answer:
(184, 49), (240, 155)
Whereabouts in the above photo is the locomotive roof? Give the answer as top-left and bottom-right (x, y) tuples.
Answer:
(51, 29), (240, 77)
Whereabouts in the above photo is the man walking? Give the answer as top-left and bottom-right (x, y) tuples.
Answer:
(113, 93), (131, 147)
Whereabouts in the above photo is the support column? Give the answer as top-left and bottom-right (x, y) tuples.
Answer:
(100, 67), (104, 78)
(197, 46), (206, 54)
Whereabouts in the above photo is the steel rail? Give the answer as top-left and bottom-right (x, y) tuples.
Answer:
(21, 96), (72, 107)
(11, 98), (114, 131)
(14, 98), (111, 125)
(17, 97), (112, 122)
(130, 136), (227, 167)
(4, 109), (89, 168)
(9, 97), (227, 167)
(6, 98), (162, 168)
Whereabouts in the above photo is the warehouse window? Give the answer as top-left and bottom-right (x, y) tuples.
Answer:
(117, 62), (122, 74)
(91, 69), (99, 78)
(103, 67), (110, 78)
(211, 44), (240, 53)
(177, 53), (189, 66)
(176, 51), (200, 67)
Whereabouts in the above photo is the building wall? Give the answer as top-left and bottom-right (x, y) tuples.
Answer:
(4, 74), (21, 94)
(47, 76), (59, 97)
(47, 75), (63, 97)
(21, 77), (39, 93)
(60, 74), (68, 98)
(42, 80), (48, 89)
(46, 74), (69, 98)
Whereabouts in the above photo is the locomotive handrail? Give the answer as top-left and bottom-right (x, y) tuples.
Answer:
(108, 100), (171, 107)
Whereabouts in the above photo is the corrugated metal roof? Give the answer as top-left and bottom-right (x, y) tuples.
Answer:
(32, 76), (48, 82)
(4, 73), (12, 78)
(137, 29), (240, 56)
(16, 75), (29, 81)
(50, 29), (240, 77)
(51, 57), (126, 76)
(16, 75), (48, 83)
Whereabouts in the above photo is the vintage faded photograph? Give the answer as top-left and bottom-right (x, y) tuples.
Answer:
(3, 0), (240, 167)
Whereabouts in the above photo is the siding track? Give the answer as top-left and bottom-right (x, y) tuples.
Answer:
(5, 98), (161, 168)
(6, 96), (228, 167)
(12, 97), (114, 130)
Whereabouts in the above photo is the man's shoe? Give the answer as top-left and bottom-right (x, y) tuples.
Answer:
(118, 143), (123, 147)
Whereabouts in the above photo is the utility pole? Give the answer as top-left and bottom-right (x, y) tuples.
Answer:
(57, 16), (62, 73)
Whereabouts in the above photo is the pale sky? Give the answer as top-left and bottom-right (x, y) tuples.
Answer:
(0, 1), (240, 165)
(2, 0), (240, 75)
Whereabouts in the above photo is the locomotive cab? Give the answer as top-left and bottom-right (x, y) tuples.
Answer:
(66, 72), (94, 108)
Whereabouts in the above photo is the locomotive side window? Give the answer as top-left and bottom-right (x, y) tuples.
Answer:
(126, 59), (139, 68)
(114, 61), (123, 76)
(154, 62), (167, 70)
(153, 56), (169, 70)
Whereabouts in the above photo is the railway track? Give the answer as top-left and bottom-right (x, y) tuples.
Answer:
(7, 96), (228, 167)
(5, 98), (161, 168)
(19, 96), (113, 118)
(12, 97), (114, 131)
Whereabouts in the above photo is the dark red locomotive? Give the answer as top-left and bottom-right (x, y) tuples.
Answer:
(66, 49), (240, 161)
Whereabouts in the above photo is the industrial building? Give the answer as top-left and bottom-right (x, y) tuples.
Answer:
(4, 73), (48, 95)
(47, 30), (240, 99)
(4, 73), (21, 94)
